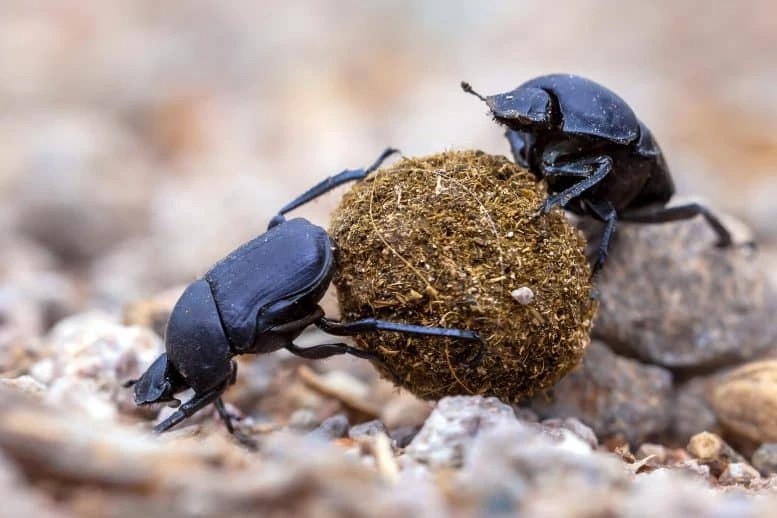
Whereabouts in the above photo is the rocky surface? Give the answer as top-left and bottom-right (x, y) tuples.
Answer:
(3, 376), (776, 517)
(4, 319), (777, 518)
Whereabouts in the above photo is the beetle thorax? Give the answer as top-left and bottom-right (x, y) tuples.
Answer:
(165, 280), (234, 394)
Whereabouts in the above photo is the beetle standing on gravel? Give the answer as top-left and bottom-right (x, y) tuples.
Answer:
(126, 149), (481, 435)
(461, 74), (737, 273)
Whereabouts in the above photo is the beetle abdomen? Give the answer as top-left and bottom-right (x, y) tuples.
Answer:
(205, 218), (334, 349)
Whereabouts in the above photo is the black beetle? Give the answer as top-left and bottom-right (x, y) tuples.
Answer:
(461, 74), (736, 272)
(126, 149), (481, 434)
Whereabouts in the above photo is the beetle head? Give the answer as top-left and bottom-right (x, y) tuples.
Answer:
(129, 353), (187, 407)
(462, 81), (556, 131)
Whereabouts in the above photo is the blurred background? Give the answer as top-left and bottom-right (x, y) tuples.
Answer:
(1, 0), (776, 329)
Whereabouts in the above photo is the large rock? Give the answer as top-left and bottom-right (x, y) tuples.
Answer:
(591, 216), (777, 371)
(709, 360), (777, 443)
(531, 340), (673, 445)
(671, 376), (722, 443)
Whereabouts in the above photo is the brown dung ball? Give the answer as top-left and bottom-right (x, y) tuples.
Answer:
(330, 150), (597, 402)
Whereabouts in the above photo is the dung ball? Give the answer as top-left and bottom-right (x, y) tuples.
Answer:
(329, 150), (597, 402)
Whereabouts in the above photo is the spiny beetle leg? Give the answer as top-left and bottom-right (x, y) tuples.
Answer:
(268, 148), (399, 229)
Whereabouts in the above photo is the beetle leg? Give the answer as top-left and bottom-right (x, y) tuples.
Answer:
(213, 397), (258, 448)
(505, 130), (531, 168)
(153, 383), (227, 434)
(285, 340), (380, 361)
(214, 398), (237, 434)
(284, 340), (402, 384)
(266, 307), (325, 334)
(315, 317), (481, 342)
(540, 155), (613, 214)
(583, 198), (618, 275)
(620, 203), (735, 247)
(268, 148), (399, 229)
(210, 361), (243, 434)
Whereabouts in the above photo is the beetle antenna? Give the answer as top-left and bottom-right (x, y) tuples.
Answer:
(461, 81), (487, 102)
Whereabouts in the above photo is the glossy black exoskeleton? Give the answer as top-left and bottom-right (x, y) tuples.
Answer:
(462, 74), (735, 272)
(126, 149), (481, 435)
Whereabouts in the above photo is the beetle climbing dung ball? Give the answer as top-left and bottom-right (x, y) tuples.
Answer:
(330, 150), (597, 402)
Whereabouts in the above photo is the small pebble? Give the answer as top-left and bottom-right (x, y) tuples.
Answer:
(389, 426), (420, 449)
(687, 431), (747, 477)
(510, 286), (534, 305)
(380, 392), (432, 430)
(541, 417), (598, 449)
(406, 396), (517, 469)
(349, 420), (388, 440)
(635, 443), (692, 469)
(719, 463), (761, 487)
(308, 414), (350, 441)
(288, 409), (320, 432)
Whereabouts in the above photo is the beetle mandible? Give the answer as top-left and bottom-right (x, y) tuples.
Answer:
(461, 74), (736, 273)
(126, 149), (481, 434)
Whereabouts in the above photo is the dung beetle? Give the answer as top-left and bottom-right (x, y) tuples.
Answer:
(461, 74), (736, 272)
(126, 149), (481, 434)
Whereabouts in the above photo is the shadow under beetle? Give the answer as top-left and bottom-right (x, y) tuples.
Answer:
(461, 74), (736, 273)
(126, 149), (481, 434)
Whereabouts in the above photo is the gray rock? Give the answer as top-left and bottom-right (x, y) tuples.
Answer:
(348, 419), (388, 440)
(531, 340), (673, 445)
(389, 426), (420, 449)
(511, 406), (539, 422)
(719, 462), (761, 487)
(288, 409), (320, 432)
(671, 376), (722, 443)
(589, 216), (777, 370)
(308, 414), (350, 441)
(752, 443), (777, 476)
(541, 417), (599, 449)
(454, 421), (623, 514)
(380, 391), (433, 430)
(406, 396), (517, 469)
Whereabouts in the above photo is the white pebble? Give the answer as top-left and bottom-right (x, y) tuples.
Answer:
(511, 287), (534, 305)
